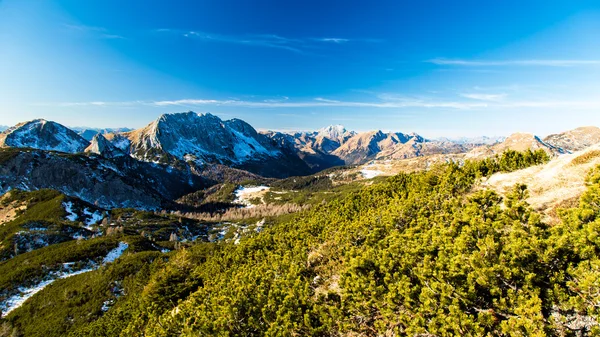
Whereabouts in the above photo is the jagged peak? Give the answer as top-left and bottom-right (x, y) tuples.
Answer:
(85, 133), (125, 158)
(407, 132), (425, 143)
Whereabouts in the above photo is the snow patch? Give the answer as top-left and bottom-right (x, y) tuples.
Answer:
(1, 241), (130, 317)
(361, 169), (385, 179)
(233, 185), (270, 208)
(102, 242), (128, 264)
(83, 208), (104, 227)
(63, 201), (78, 221)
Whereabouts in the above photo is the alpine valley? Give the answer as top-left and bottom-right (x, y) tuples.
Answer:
(2, 111), (600, 336)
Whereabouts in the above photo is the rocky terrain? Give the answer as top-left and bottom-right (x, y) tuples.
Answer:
(543, 126), (600, 152)
(0, 148), (204, 209)
(73, 127), (133, 141)
(0, 119), (89, 154)
(1, 112), (600, 211)
(109, 112), (312, 178)
(466, 132), (564, 158)
(84, 134), (126, 159)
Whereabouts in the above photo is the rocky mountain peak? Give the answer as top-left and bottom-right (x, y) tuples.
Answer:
(85, 133), (125, 158)
(0, 119), (89, 153)
(317, 124), (347, 139)
(123, 111), (282, 167)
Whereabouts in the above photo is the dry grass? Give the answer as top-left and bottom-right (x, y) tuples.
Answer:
(172, 203), (310, 222)
(570, 150), (600, 166)
(481, 144), (600, 223)
(0, 193), (26, 225)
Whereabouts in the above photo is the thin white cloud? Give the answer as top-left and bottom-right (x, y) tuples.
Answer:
(314, 38), (350, 43)
(427, 58), (600, 67)
(460, 93), (506, 101)
(151, 98), (489, 109)
(64, 24), (125, 39)
(155, 29), (374, 53)
(39, 97), (600, 111)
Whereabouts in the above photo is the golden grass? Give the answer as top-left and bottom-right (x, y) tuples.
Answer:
(570, 150), (600, 166)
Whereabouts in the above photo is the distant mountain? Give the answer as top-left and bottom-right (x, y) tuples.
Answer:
(333, 131), (401, 164)
(72, 127), (134, 141)
(543, 126), (600, 153)
(435, 136), (505, 145)
(316, 125), (356, 146)
(109, 112), (311, 178)
(375, 137), (472, 160)
(84, 133), (126, 158)
(467, 132), (564, 158)
(0, 125), (8, 132)
(264, 126), (500, 168)
(0, 119), (89, 153)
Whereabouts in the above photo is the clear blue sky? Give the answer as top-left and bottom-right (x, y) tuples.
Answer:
(1, 0), (600, 137)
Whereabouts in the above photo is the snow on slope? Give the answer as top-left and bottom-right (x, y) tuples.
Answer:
(0, 242), (128, 317)
(103, 242), (129, 264)
(0, 119), (89, 153)
(234, 186), (270, 208)
(122, 112), (281, 165)
(63, 201), (78, 221)
(85, 133), (126, 158)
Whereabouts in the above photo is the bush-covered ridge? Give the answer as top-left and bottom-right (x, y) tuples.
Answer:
(70, 150), (591, 336)
(7, 149), (600, 336)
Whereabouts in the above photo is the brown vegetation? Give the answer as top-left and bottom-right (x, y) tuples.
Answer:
(171, 203), (310, 222)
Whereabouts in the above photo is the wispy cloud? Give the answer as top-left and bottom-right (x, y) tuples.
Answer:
(151, 98), (489, 109)
(313, 38), (350, 44)
(155, 29), (375, 53)
(460, 93), (506, 101)
(427, 58), (600, 67)
(64, 24), (125, 39)
(39, 96), (600, 111)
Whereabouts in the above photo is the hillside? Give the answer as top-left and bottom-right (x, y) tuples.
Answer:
(1, 150), (597, 336)
(0, 148), (204, 209)
(467, 132), (564, 158)
(544, 126), (600, 152)
(482, 143), (600, 223)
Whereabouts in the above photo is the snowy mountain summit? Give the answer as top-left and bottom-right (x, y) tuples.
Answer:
(0, 119), (89, 153)
(317, 124), (355, 143)
(121, 112), (282, 165)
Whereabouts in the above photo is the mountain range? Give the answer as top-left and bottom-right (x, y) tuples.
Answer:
(2, 111), (600, 209)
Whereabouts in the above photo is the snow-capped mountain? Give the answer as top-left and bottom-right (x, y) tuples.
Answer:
(316, 125), (356, 144)
(0, 119), (89, 153)
(109, 112), (311, 178)
(117, 112), (279, 164)
(84, 133), (126, 158)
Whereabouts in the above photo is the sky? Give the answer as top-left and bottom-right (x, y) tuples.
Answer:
(1, 0), (600, 137)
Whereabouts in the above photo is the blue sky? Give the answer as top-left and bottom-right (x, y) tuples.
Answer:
(1, 0), (600, 137)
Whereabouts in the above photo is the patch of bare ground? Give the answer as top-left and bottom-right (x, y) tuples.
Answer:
(0, 192), (26, 225)
(481, 143), (600, 223)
